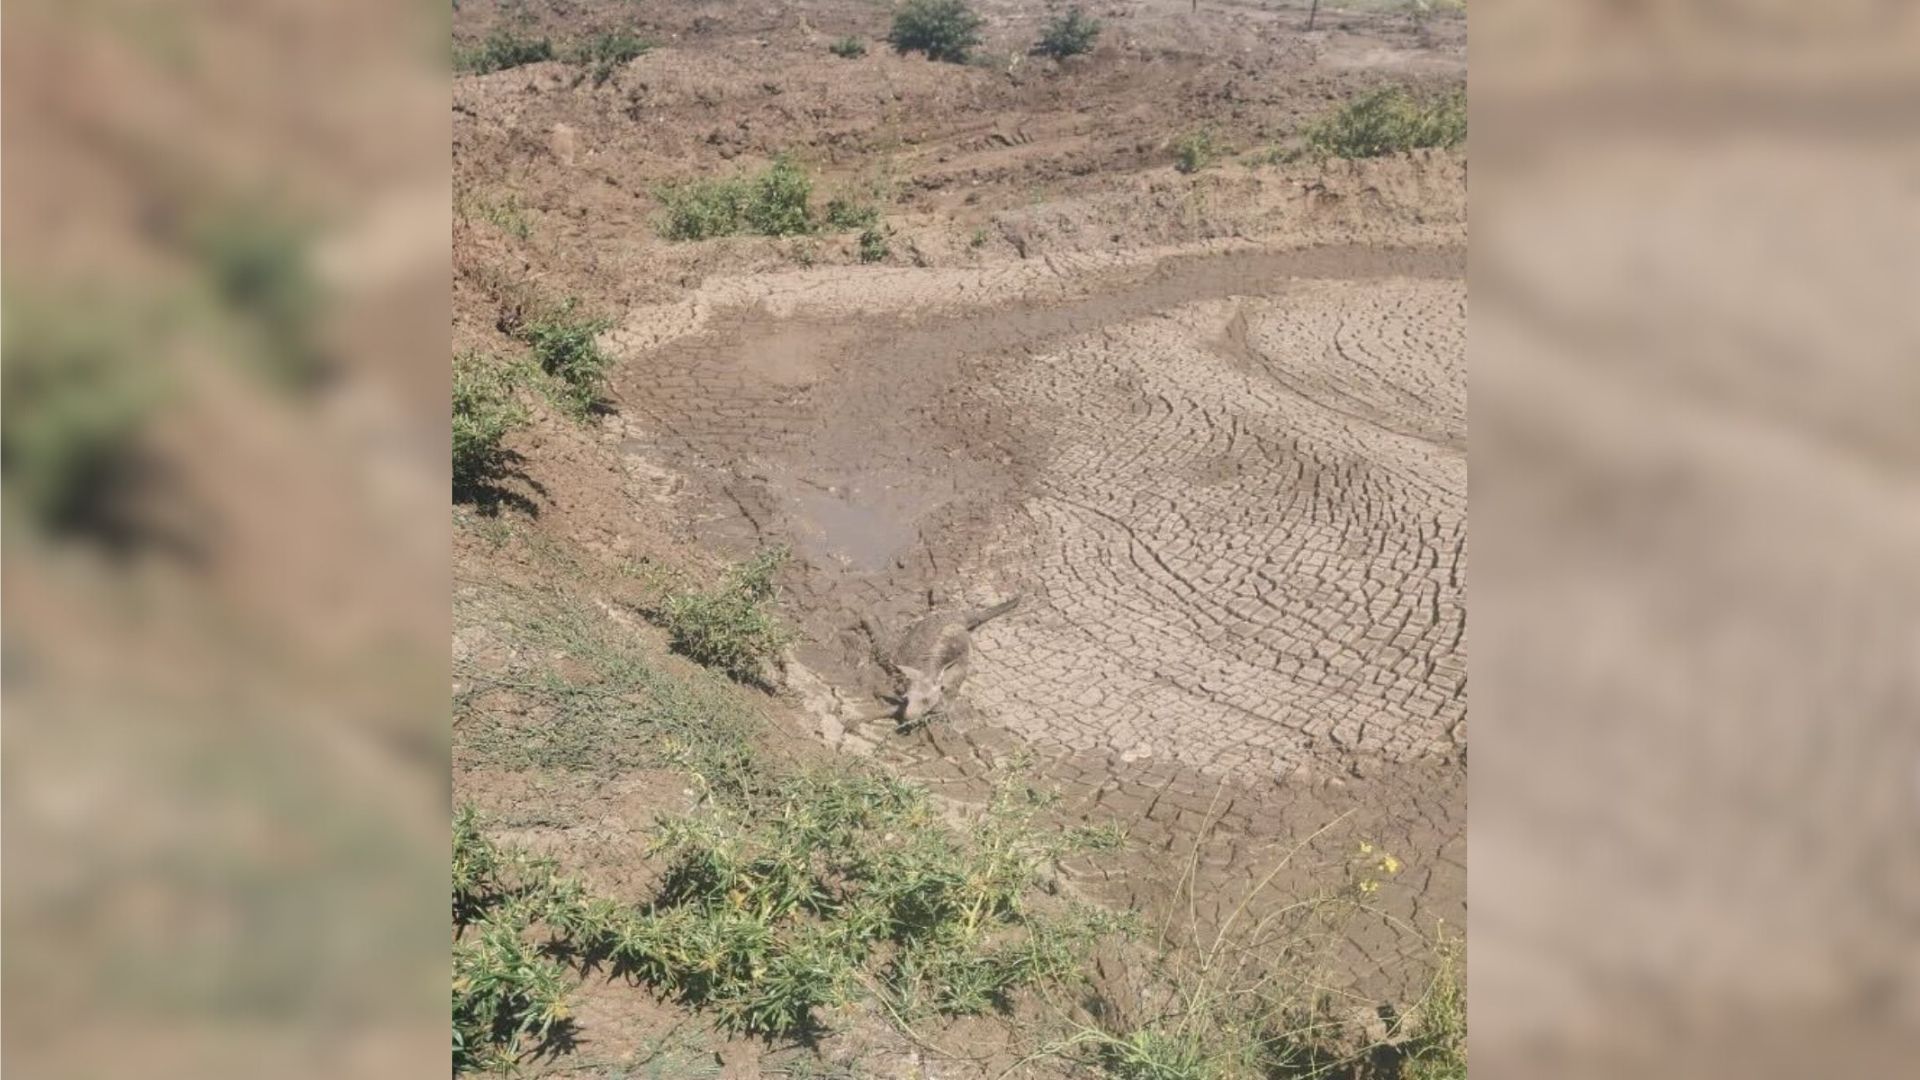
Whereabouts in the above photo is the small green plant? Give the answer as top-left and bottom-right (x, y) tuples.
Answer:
(828, 36), (867, 59)
(856, 226), (891, 264)
(1035, 7), (1101, 59)
(653, 549), (794, 684)
(452, 811), (576, 1073)
(452, 353), (528, 497)
(193, 205), (326, 388)
(743, 157), (816, 237)
(0, 295), (164, 535)
(456, 27), (554, 74)
(516, 299), (614, 419)
(573, 29), (652, 86)
(452, 767), (1123, 1046)
(658, 176), (749, 241)
(824, 195), (880, 231)
(1301, 86), (1467, 160)
(468, 193), (532, 241)
(888, 0), (985, 64)
(1400, 934), (1466, 1080)
(658, 158), (819, 241)
(969, 227), (990, 248)
(1092, 1028), (1220, 1080)
(1172, 129), (1218, 174)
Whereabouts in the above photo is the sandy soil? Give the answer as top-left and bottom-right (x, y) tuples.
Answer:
(454, 0), (1465, 1071)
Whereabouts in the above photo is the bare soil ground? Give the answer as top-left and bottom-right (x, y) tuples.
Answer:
(454, 1), (1464, 1074)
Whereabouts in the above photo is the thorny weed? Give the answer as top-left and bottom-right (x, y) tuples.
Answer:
(452, 765), (1128, 1060)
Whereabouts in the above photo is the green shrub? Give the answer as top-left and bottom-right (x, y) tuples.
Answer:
(828, 36), (867, 59)
(658, 158), (819, 241)
(456, 27), (554, 74)
(1301, 86), (1467, 160)
(1035, 7), (1101, 59)
(857, 226), (891, 264)
(658, 176), (749, 241)
(0, 296), (162, 534)
(824, 195), (880, 231)
(192, 205), (326, 388)
(452, 816), (575, 1073)
(1172, 129), (1218, 174)
(452, 353), (528, 496)
(653, 549), (794, 684)
(516, 300), (613, 419)
(888, 0), (985, 64)
(743, 157), (816, 237)
(573, 29), (652, 86)
(451, 767), (1124, 1044)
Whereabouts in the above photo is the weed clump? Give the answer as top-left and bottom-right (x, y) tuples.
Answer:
(824, 195), (881, 231)
(828, 36), (868, 59)
(857, 226), (891, 264)
(1302, 86), (1466, 160)
(573, 29), (652, 86)
(888, 0), (985, 64)
(456, 28), (554, 74)
(743, 157), (816, 238)
(652, 549), (794, 685)
(658, 158), (821, 241)
(452, 353), (528, 498)
(515, 299), (613, 419)
(0, 295), (163, 536)
(1399, 935), (1466, 1080)
(452, 809), (575, 1073)
(452, 766), (1125, 1049)
(1035, 7), (1101, 59)
(1172, 129), (1218, 174)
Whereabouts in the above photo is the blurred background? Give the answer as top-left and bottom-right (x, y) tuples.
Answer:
(2, 0), (449, 1076)
(1473, 0), (1920, 1077)
(4, 1), (1919, 1078)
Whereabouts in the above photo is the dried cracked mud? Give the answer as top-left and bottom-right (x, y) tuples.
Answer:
(606, 239), (1466, 995)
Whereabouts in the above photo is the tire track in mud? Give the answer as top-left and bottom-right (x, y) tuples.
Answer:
(612, 242), (1466, 999)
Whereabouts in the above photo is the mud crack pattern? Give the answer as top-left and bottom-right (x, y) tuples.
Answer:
(970, 281), (1466, 777)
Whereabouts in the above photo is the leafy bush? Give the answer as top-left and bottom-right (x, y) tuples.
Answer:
(888, 0), (985, 64)
(658, 158), (819, 241)
(824, 195), (880, 231)
(452, 810), (575, 1073)
(653, 549), (794, 684)
(1035, 7), (1101, 59)
(1172, 129), (1218, 174)
(516, 299), (614, 419)
(742, 157), (816, 237)
(452, 353), (528, 497)
(658, 177), (748, 241)
(857, 226), (891, 264)
(456, 28), (554, 74)
(828, 36), (868, 59)
(0, 296), (162, 534)
(573, 29), (652, 86)
(1301, 86), (1467, 160)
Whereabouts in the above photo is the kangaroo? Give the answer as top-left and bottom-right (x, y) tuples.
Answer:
(862, 594), (1021, 727)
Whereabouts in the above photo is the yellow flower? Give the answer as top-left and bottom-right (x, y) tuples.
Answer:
(1358, 840), (1375, 855)
(1381, 854), (1402, 875)
(1359, 879), (1380, 895)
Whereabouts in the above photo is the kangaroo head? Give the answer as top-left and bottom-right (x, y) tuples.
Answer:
(895, 663), (946, 724)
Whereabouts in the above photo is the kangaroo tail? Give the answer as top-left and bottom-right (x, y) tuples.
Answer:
(965, 594), (1022, 630)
